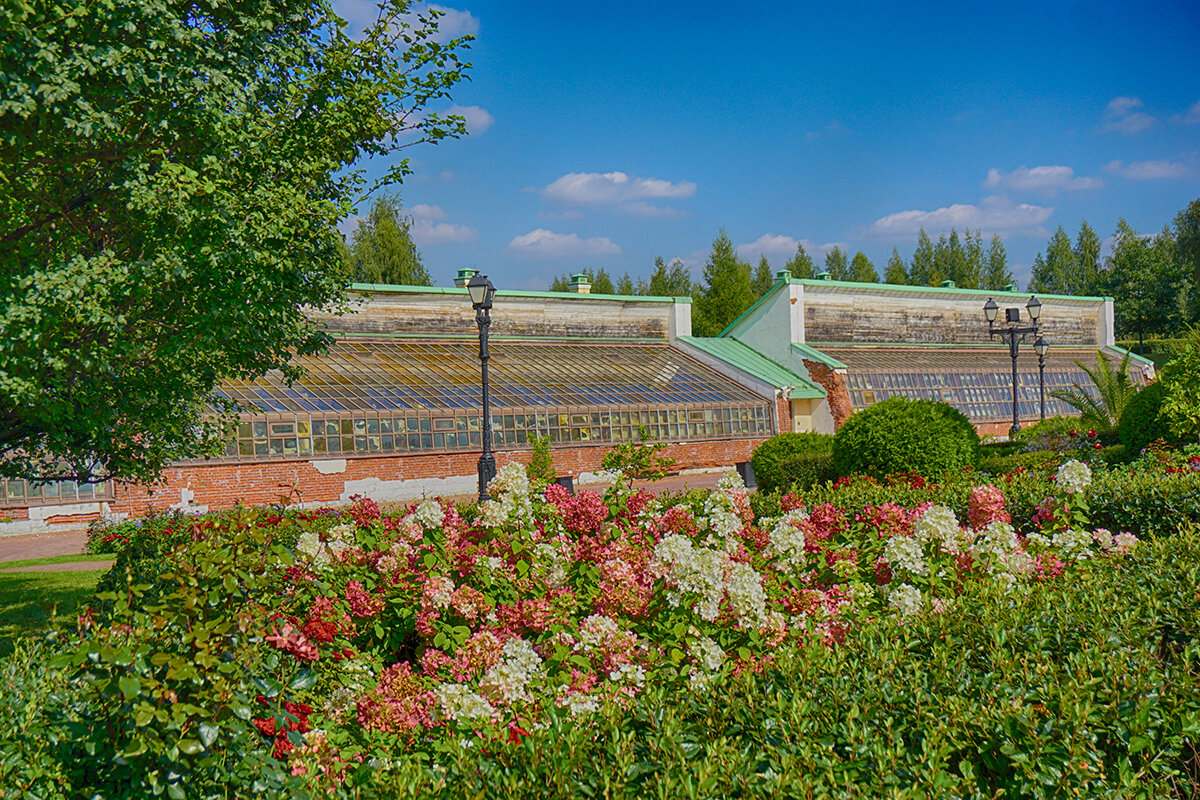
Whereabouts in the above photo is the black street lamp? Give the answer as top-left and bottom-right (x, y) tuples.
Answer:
(1034, 336), (1050, 421)
(984, 295), (1042, 438)
(467, 273), (497, 502)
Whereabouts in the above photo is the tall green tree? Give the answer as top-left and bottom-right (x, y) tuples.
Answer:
(982, 234), (1014, 291)
(909, 228), (937, 286)
(647, 256), (693, 296)
(960, 229), (984, 289)
(933, 230), (966, 287)
(848, 251), (879, 283)
(1103, 219), (1180, 348)
(1174, 198), (1200, 323)
(824, 247), (850, 281)
(342, 193), (430, 285)
(883, 248), (909, 284)
(0, 0), (470, 484)
(615, 273), (635, 295)
(591, 268), (616, 295)
(752, 255), (776, 296)
(1073, 220), (1102, 296)
(1028, 225), (1075, 294)
(784, 242), (815, 279)
(693, 230), (755, 336)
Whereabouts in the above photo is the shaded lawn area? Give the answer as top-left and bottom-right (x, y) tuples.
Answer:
(0, 554), (114, 569)
(0, 570), (105, 658)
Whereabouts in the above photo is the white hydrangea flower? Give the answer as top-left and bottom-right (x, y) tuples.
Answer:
(410, 499), (444, 529)
(608, 662), (647, 686)
(1023, 531), (1052, 550)
(717, 469), (745, 492)
(725, 561), (768, 627)
(479, 637), (542, 704)
(887, 583), (923, 618)
(1092, 528), (1115, 550)
(883, 535), (928, 576)
(533, 542), (569, 589)
(563, 692), (600, 715)
(765, 509), (809, 572)
(435, 683), (496, 722)
(577, 614), (621, 649)
(425, 575), (455, 608)
(296, 530), (322, 560)
(1056, 459), (1092, 493)
(915, 505), (969, 552)
(1114, 531), (1139, 552)
(650, 534), (728, 621)
(1051, 527), (1094, 560)
(690, 636), (726, 673)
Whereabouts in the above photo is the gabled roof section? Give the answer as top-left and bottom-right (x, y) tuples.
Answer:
(790, 343), (848, 370)
(679, 336), (825, 399)
(716, 280), (788, 338)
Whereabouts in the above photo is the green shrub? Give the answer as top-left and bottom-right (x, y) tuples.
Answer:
(1089, 468), (1200, 537)
(775, 451), (836, 491)
(526, 434), (557, 491)
(978, 448), (1061, 477)
(1119, 381), (1178, 454)
(750, 432), (834, 492)
(832, 397), (979, 479)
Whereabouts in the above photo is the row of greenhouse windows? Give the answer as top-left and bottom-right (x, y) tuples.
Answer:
(847, 371), (1098, 421)
(0, 478), (110, 507)
(218, 405), (771, 460)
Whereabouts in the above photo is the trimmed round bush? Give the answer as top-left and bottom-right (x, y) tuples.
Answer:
(1119, 382), (1176, 454)
(751, 432), (834, 493)
(832, 397), (980, 479)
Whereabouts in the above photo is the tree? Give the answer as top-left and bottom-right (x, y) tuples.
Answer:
(615, 273), (635, 295)
(933, 230), (967, 287)
(1159, 327), (1200, 443)
(591, 268), (616, 295)
(960, 229), (984, 289)
(341, 193), (430, 285)
(1174, 198), (1200, 323)
(910, 228), (937, 286)
(752, 255), (775, 296)
(823, 247), (850, 280)
(0, 0), (470, 484)
(982, 234), (1013, 291)
(1103, 219), (1179, 348)
(1073, 220), (1102, 297)
(848, 251), (878, 283)
(693, 230), (755, 337)
(883, 248), (909, 284)
(784, 242), (815, 279)
(1028, 226), (1074, 294)
(647, 256), (693, 296)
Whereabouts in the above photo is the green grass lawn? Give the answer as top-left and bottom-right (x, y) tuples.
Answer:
(0, 553), (114, 569)
(0, 569), (106, 658)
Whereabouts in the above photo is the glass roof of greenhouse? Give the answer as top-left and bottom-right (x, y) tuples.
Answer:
(216, 339), (771, 415)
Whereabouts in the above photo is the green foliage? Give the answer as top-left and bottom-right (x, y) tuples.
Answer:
(1089, 468), (1200, 537)
(1049, 350), (1137, 432)
(832, 397), (980, 479)
(354, 526), (1200, 798)
(525, 435), (556, 491)
(823, 246), (849, 280)
(692, 230), (755, 336)
(783, 242), (815, 279)
(1159, 328), (1200, 442)
(1119, 381), (1177, 453)
(776, 451), (837, 491)
(600, 426), (675, 491)
(751, 255), (775, 297)
(883, 247), (908, 284)
(0, 0), (471, 484)
(978, 448), (1062, 477)
(0, 640), (74, 797)
(0, 569), (104, 658)
(1105, 218), (1188, 345)
(750, 432), (834, 493)
(982, 233), (1013, 291)
(909, 228), (938, 286)
(847, 251), (878, 283)
(341, 192), (431, 286)
(647, 256), (693, 296)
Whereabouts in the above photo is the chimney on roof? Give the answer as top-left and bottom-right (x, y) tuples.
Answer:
(454, 268), (478, 288)
(568, 273), (591, 294)
(1003, 282), (1018, 292)
(941, 279), (957, 288)
(776, 269), (792, 283)
(816, 271), (832, 281)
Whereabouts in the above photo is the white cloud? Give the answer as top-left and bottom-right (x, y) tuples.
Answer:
(736, 234), (844, 262)
(507, 229), (621, 258)
(1102, 96), (1156, 134)
(982, 165), (1103, 194)
(1103, 159), (1190, 180)
(864, 195), (1054, 238)
(445, 104), (494, 134)
(540, 171), (696, 216)
(409, 204), (478, 244)
(1172, 100), (1200, 124)
(426, 4), (479, 41)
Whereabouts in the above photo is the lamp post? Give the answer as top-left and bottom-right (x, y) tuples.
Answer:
(984, 295), (1042, 438)
(467, 273), (497, 502)
(1034, 336), (1050, 421)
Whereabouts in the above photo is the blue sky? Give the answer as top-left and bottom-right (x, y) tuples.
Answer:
(336, 0), (1200, 292)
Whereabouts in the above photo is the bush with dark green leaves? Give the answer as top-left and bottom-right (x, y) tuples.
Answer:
(832, 397), (980, 479)
(750, 432), (834, 492)
(1090, 467), (1200, 537)
(775, 451), (837, 491)
(1119, 381), (1178, 454)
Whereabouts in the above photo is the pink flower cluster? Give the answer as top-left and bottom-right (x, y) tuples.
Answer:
(968, 485), (1011, 529)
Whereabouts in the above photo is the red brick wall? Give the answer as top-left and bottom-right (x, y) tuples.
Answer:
(802, 360), (852, 429)
(775, 395), (792, 434)
(106, 437), (766, 518)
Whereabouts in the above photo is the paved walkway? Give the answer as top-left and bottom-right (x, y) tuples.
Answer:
(0, 529), (90, 564)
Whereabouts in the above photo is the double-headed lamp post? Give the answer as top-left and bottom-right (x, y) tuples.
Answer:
(983, 295), (1042, 438)
(467, 274), (497, 502)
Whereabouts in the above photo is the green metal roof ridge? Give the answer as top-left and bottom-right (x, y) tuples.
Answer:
(327, 331), (667, 344)
(805, 341), (1110, 351)
(1105, 345), (1156, 367)
(715, 281), (787, 338)
(787, 278), (1108, 303)
(790, 343), (848, 370)
(680, 336), (825, 399)
(348, 283), (690, 303)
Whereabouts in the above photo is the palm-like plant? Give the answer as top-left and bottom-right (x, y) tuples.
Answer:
(1050, 349), (1138, 432)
